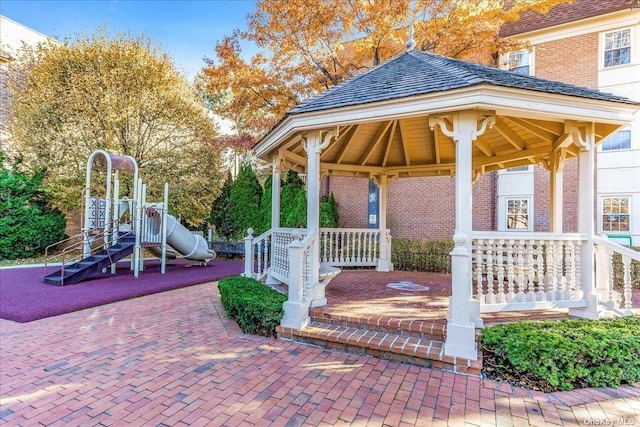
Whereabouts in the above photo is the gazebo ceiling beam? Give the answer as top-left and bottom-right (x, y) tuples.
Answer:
(279, 148), (307, 168)
(320, 162), (385, 174)
(334, 124), (362, 164)
(398, 119), (411, 166)
(552, 132), (573, 151)
(506, 117), (558, 143)
(474, 146), (549, 168)
(385, 163), (456, 175)
(382, 120), (398, 167)
(358, 121), (392, 165)
(473, 139), (494, 157)
(325, 124), (355, 155)
(431, 120), (441, 164)
(494, 117), (527, 150)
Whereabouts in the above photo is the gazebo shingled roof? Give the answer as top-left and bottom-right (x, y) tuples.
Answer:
(289, 50), (636, 116)
(255, 50), (638, 180)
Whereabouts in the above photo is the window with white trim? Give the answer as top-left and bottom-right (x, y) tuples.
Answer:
(507, 50), (530, 75)
(506, 198), (530, 230)
(601, 129), (631, 151)
(602, 197), (630, 232)
(604, 29), (631, 67)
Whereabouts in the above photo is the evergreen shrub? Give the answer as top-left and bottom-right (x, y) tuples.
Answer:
(0, 156), (66, 260)
(482, 316), (640, 391)
(218, 276), (286, 337)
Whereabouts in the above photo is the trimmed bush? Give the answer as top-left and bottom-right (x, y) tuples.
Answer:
(218, 276), (286, 337)
(482, 316), (640, 391)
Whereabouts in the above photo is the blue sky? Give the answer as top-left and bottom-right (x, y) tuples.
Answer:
(1, 0), (257, 80)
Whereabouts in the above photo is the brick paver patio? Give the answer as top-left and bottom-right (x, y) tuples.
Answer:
(1, 281), (638, 426)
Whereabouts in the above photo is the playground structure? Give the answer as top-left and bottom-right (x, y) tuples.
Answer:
(44, 150), (215, 285)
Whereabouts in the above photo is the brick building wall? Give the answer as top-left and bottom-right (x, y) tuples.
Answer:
(326, 161), (582, 239)
(533, 33), (599, 89)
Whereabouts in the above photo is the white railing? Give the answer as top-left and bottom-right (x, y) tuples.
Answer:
(244, 227), (384, 281)
(594, 235), (639, 316)
(319, 228), (381, 267)
(471, 232), (588, 312)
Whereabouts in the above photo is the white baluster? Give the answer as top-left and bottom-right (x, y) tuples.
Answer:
(563, 241), (574, 301)
(574, 243), (581, 300)
(256, 240), (263, 276)
(506, 240), (515, 301)
(516, 240), (525, 301)
(475, 239), (484, 302)
(526, 241), (536, 302)
(607, 249), (615, 307)
(623, 256), (632, 315)
(486, 240), (495, 304)
(496, 239), (505, 303)
(556, 240), (564, 301)
(536, 240), (546, 301)
(546, 240), (556, 301)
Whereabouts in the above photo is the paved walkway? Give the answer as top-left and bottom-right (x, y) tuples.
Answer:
(0, 282), (638, 426)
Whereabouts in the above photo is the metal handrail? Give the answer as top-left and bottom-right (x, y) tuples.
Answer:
(43, 218), (133, 283)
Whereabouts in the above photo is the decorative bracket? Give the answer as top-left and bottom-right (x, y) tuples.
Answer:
(303, 129), (337, 154)
(272, 156), (284, 173)
(566, 122), (588, 149)
(429, 113), (495, 142)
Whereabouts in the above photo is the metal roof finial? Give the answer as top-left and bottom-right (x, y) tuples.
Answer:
(406, 23), (416, 51)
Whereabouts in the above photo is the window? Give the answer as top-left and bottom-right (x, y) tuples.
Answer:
(508, 50), (530, 75)
(602, 197), (630, 232)
(604, 29), (631, 67)
(602, 129), (631, 151)
(506, 198), (530, 230)
(503, 165), (531, 173)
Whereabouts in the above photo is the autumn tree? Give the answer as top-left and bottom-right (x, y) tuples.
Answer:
(8, 29), (224, 225)
(201, 0), (572, 135)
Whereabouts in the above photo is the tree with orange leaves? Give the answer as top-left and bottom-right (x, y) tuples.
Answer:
(201, 0), (572, 136)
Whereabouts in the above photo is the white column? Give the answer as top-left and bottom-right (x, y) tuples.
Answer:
(430, 111), (495, 360)
(377, 174), (392, 271)
(305, 131), (322, 302)
(271, 157), (281, 229)
(570, 123), (598, 319)
(549, 149), (565, 233)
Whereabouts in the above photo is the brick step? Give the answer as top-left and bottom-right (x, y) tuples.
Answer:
(308, 309), (448, 342)
(277, 322), (482, 375)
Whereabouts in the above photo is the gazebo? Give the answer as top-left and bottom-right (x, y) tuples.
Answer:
(243, 49), (639, 361)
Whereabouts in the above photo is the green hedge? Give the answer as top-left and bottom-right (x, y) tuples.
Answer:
(392, 238), (453, 273)
(218, 276), (286, 337)
(482, 316), (640, 391)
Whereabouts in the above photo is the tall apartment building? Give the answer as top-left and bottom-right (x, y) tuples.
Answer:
(325, 0), (640, 246)
(498, 0), (639, 245)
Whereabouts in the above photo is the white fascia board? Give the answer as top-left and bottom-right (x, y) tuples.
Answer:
(254, 85), (640, 159)
(508, 10), (637, 45)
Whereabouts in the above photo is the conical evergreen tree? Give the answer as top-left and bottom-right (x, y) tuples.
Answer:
(280, 170), (306, 228)
(209, 171), (233, 239)
(257, 174), (273, 233)
(229, 164), (263, 239)
(320, 193), (339, 228)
